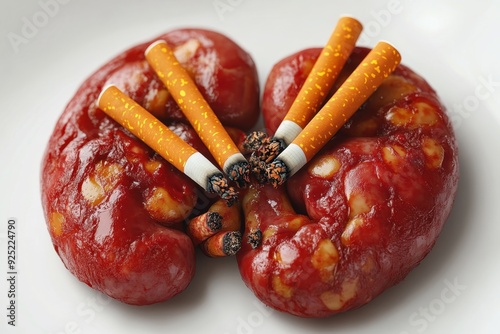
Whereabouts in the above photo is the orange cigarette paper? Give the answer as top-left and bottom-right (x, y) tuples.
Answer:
(145, 41), (242, 169)
(97, 85), (197, 173)
(209, 199), (242, 232)
(201, 231), (242, 257)
(187, 199), (241, 245)
(280, 16), (363, 131)
(293, 41), (401, 161)
(187, 212), (222, 245)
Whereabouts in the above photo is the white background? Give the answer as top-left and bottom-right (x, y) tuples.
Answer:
(1, 0), (500, 333)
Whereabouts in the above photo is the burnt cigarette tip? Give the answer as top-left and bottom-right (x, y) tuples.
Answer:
(268, 137), (286, 157)
(227, 161), (251, 188)
(252, 137), (284, 164)
(242, 131), (268, 153)
(247, 229), (262, 249)
(266, 159), (289, 188)
(208, 173), (238, 206)
(249, 155), (268, 184)
(206, 212), (223, 232)
(223, 231), (242, 256)
(248, 137), (285, 184)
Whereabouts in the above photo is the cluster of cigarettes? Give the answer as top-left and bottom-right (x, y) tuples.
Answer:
(245, 17), (401, 186)
(97, 16), (401, 257)
(184, 199), (261, 257)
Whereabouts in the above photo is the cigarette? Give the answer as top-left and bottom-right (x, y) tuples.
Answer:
(207, 198), (258, 248)
(186, 197), (241, 245)
(267, 41), (401, 186)
(186, 212), (222, 245)
(201, 231), (242, 257)
(145, 40), (250, 187)
(97, 84), (238, 205)
(247, 228), (262, 249)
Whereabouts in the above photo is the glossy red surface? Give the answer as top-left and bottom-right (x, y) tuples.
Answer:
(41, 29), (258, 305)
(238, 47), (459, 317)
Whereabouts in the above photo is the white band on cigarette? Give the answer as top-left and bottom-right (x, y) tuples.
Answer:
(273, 120), (303, 147)
(184, 152), (222, 190)
(223, 152), (247, 174)
(277, 143), (307, 177)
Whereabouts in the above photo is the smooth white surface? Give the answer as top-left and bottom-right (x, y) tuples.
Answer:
(1, 0), (499, 333)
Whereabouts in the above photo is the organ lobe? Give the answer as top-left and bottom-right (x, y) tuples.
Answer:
(41, 29), (259, 305)
(238, 47), (459, 317)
